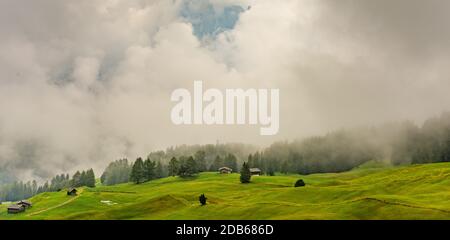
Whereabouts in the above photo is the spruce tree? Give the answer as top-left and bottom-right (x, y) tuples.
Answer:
(186, 156), (198, 175)
(168, 157), (179, 177)
(240, 162), (251, 183)
(155, 161), (164, 178)
(80, 170), (87, 186)
(209, 155), (223, 171)
(32, 180), (37, 195)
(143, 158), (156, 182)
(247, 154), (253, 167)
(86, 169), (96, 188)
(43, 181), (49, 192)
(130, 157), (145, 184)
(224, 153), (238, 172)
(194, 150), (207, 172)
(101, 158), (131, 186)
(100, 171), (106, 184)
(72, 171), (81, 187)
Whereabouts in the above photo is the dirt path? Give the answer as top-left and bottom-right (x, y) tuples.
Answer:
(27, 189), (84, 217)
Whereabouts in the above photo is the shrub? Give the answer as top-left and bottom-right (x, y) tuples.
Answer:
(199, 194), (207, 206)
(240, 162), (251, 183)
(294, 179), (305, 187)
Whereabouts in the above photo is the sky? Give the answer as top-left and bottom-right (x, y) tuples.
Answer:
(1, 0), (450, 180)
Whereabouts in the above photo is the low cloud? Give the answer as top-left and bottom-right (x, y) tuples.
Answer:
(0, 0), (449, 181)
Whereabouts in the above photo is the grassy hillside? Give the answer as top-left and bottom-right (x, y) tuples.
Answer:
(1, 162), (450, 220)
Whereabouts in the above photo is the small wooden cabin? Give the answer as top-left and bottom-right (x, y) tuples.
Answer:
(218, 167), (233, 174)
(250, 168), (262, 176)
(67, 188), (78, 196)
(17, 200), (32, 208)
(7, 204), (25, 214)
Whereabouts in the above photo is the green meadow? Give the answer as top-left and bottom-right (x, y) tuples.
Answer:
(2, 162), (450, 220)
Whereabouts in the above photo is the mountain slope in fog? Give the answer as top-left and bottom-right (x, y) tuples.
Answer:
(1, 161), (450, 220)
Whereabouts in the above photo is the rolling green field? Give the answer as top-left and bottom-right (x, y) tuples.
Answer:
(2, 162), (450, 220)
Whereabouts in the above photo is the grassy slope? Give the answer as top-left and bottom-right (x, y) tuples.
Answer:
(1, 162), (450, 220)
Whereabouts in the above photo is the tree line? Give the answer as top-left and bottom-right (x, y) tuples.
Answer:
(0, 168), (95, 202)
(129, 157), (165, 184)
(252, 112), (450, 175)
(99, 158), (165, 185)
(99, 152), (240, 186)
(0, 181), (37, 202)
(391, 112), (450, 165)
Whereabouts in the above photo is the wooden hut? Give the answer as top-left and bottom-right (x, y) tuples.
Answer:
(17, 200), (32, 208)
(218, 167), (233, 174)
(67, 188), (78, 196)
(249, 168), (262, 176)
(7, 204), (25, 214)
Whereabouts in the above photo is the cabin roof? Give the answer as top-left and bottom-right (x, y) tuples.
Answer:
(219, 167), (232, 171)
(250, 168), (261, 172)
(18, 200), (32, 204)
(8, 204), (24, 210)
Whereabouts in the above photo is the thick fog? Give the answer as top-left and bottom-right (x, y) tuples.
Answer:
(1, 0), (450, 180)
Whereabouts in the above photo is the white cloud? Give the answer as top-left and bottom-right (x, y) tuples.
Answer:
(1, 0), (450, 180)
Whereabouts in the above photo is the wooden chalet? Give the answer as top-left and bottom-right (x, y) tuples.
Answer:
(249, 168), (262, 176)
(7, 204), (25, 214)
(67, 188), (78, 196)
(218, 167), (233, 174)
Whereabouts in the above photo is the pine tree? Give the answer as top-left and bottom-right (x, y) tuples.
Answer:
(100, 158), (131, 186)
(143, 158), (156, 182)
(176, 156), (197, 177)
(194, 150), (207, 172)
(253, 152), (261, 169)
(72, 171), (81, 187)
(168, 157), (179, 177)
(80, 170), (87, 186)
(43, 181), (49, 192)
(177, 156), (187, 177)
(130, 157), (145, 184)
(100, 171), (106, 184)
(240, 162), (251, 183)
(224, 153), (238, 172)
(209, 155), (223, 171)
(86, 169), (96, 188)
(247, 154), (254, 167)
(187, 156), (198, 175)
(155, 161), (164, 178)
(32, 180), (37, 195)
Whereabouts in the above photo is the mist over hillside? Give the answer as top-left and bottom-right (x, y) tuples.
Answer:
(1, 0), (450, 182)
(2, 111), (450, 187)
